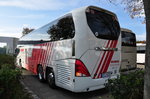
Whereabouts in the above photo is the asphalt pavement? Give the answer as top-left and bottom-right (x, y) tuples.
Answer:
(21, 64), (144, 99)
(21, 70), (110, 99)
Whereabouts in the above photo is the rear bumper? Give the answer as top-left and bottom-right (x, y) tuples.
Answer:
(72, 75), (118, 92)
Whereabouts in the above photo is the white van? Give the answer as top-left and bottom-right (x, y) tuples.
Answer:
(16, 6), (121, 92)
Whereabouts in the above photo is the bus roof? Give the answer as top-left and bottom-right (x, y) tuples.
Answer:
(71, 6), (117, 17)
(20, 5), (118, 41)
(121, 28), (133, 33)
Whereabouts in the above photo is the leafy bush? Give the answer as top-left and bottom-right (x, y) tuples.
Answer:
(0, 64), (22, 98)
(0, 62), (31, 98)
(105, 70), (144, 99)
(0, 54), (15, 68)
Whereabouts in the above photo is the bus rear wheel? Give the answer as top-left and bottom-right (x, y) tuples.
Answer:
(47, 69), (56, 88)
(37, 65), (45, 82)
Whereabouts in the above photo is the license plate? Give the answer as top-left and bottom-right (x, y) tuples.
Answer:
(102, 72), (112, 78)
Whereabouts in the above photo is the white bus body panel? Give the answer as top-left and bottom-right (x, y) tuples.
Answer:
(121, 46), (137, 70)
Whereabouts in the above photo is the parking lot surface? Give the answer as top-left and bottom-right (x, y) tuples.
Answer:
(22, 70), (110, 99)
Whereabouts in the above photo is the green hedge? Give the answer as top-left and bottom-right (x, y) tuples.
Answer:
(0, 64), (22, 98)
(0, 54), (15, 68)
(0, 55), (31, 99)
(105, 70), (144, 99)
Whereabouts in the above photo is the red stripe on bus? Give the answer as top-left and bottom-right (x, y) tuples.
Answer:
(44, 43), (48, 64)
(96, 40), (114, 78)
(20, 49), (24, 52)
(37, 44), (41, 63)
(111, 60), (119, 63)
(42, 43), (46, 65)
(50, 42), (56, 64)
(39, 44), (44, 64)
(48, 42), (54, 64)
(35, 45), (40, 68)
(93, 40), (111, 79)
(41, 43), (46, 65)
(103, 40), (118, 73)
(43, 43), (47, 65)
(46, 42), (51, 65)
(99, 40), (115, 75)
(49, 42), (53, 64)
(43, 43), (46, 64)
(92, 41), (107, 76)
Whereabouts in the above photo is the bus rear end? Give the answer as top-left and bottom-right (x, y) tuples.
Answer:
(72, 6), (121, 92)
(121, 28), (136, 71)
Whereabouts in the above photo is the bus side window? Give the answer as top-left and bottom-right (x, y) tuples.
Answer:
(47, 15), (75, 41)
(137, 50), (145, 53)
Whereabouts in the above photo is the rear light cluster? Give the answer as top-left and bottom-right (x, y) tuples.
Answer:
(75, 59), (90, 77)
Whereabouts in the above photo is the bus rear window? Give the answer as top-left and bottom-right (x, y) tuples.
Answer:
(86, 8), (120, 40)
(122, 31), (136, 47)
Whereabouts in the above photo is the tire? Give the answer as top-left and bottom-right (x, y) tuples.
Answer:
(37, 65), (45, 82)
(47, 69), (56, 88)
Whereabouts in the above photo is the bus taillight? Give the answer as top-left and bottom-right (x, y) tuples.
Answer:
(75, 59), (90, 77)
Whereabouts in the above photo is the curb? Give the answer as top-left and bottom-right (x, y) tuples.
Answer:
(20, 80), (40, 99)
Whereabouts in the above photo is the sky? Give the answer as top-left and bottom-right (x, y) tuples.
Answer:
(0, 0), (146, 41)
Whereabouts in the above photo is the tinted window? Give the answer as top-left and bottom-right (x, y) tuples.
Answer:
(122, 31), (136, 47)
(137, 50), (145, 53)
(137, 45), (145, 53)
(47, 16), (75, 41)
(86, 8), (120, 40)
(19, 14), (75, 42)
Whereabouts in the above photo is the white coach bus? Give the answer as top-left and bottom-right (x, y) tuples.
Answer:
(16, 6), (121, 92)
(121, 28), (136, 71)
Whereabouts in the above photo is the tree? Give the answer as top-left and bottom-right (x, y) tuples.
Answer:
(106, 0), (149, 98)
(143, 0), (150, 99)
(22, 27), (34, 36)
